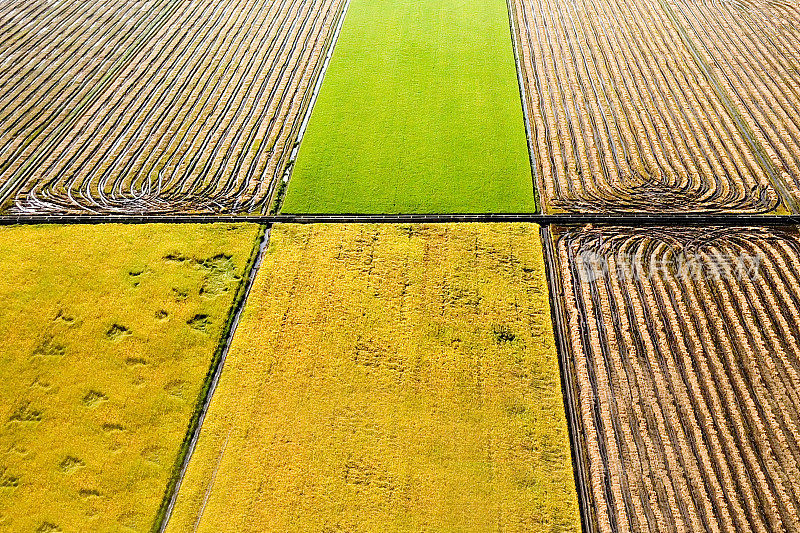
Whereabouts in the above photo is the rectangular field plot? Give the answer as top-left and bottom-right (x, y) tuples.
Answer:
(550, 224), (800, 532)
(0, 223), (260, 532)
(167, 223), (579, 532)
(667, 0), (800, 210)
(511, 0), (797, 213)
(281, 0), (536, 214)
(0, 0), (345, 215)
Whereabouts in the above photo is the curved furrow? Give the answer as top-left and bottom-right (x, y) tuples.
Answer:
(92, 0), (274, 207)
(26, 0), (233, 211)
(0, 0), (186, 204)
(223, 0), (341, 212)
(0, 0), (345, 215)
(553, 225), (800, 532)
(512, 0), (786, 213)
(175, 0), (314, 202)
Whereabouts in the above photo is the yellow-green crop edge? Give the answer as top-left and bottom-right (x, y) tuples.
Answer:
(150, 224), (268, 533)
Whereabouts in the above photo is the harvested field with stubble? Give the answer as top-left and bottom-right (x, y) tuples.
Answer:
(0, 223), (260, 532)
(668, 0), (800, 207)
(0, 0), (345, 215)
(166, 223), (579, 532)
(511, 0), (797, 213)
(550, 224), (800, 532)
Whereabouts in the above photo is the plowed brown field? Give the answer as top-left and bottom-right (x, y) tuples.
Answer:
(551, 224), (800, 532)
(0, 0), (344, 214)
(511, 0), (798, 213)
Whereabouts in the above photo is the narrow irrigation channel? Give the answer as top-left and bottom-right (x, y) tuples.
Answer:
(154, 225), (271, 533)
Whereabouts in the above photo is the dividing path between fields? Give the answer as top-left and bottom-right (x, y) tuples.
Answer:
(156, 227), (272, 532)
(3, 213), (800, 226)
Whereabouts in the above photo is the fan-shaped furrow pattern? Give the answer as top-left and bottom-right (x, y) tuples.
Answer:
(511, 0), (784, 213)
(553, 225), (800, 532)
(0, 0), (345, 214)
(669, 0), (800, 206)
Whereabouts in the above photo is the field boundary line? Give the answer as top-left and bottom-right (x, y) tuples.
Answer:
(540, 226), (595, 533)
(268, 0), (352, 214)
(153, 225), (271, 533)
(506, 0), (541, 212)
(3, 213), (800, 226)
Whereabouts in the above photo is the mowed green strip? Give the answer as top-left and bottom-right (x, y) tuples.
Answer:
(282, 0), (535, 214)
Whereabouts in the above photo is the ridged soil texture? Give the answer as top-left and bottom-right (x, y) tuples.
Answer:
(511, 0), (797, 213)
(0, 0), (345, 214)
(551, 224), (800, 533)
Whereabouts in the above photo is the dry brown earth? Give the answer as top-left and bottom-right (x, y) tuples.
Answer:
(511, 0), (793, 213)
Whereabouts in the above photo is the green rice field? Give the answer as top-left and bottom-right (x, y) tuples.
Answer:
(281, 0), (535, 214)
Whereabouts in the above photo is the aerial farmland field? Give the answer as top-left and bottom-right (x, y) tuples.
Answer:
(550, 224), (800, 532)
(510, 0), (799, 213)
(4, 0), (800, 529)
(166, 223), (579, 532)
(0, 223), (260, 531)
(281, 0), (536, 214)
(667, 0), (800, 207)
(0, 0), (345, 215)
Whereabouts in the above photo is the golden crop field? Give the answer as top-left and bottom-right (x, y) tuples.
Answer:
(167, 223), (580, 532)
(551, 224), (800, 532)
(0, 223), (260, 532)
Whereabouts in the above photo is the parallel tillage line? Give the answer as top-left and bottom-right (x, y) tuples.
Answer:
(670, 0), (800, 208)
(553, 225), (800, 532)
(511, 0), (783, 212)
(0, 0), (345, 214)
